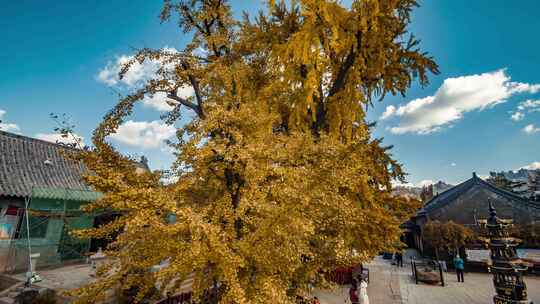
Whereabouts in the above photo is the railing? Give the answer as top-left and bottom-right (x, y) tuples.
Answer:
(410, 258), (445, 286)
(326, 266), (353, 284)
(155, 265), (371, 303)
(326, 264), (369, 285)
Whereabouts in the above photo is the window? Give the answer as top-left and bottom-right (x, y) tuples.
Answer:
(17, 216), (49, 239)
(28, 216), (49, 238)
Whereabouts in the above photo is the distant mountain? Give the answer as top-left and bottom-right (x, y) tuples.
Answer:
(392, 180), (454, 200)
(392, 186), (422, 200)
(432, 181), (453, 195)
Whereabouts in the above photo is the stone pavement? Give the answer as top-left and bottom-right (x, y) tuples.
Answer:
(312, 257), (402, 304)
(397, 260), (540, 304)
(313, 255), (540, 304)
(10, 263), (93, 291)
(5, 258), (540, 303)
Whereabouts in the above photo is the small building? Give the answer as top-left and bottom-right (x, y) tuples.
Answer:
(0, 130), (101, 273)
(405, 172), (540, 252)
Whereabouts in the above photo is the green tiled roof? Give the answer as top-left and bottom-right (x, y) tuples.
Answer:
(31, 187), (102, 202)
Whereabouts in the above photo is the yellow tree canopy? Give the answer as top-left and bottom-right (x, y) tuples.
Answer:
(71, 0), (437, 303)
(423, 220), (475, 258)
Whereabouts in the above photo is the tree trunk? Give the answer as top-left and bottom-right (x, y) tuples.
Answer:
(211, 279), (219, 304)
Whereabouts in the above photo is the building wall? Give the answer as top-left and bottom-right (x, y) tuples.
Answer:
(0, 196), (25, 271)
(0, 196), (93, 273)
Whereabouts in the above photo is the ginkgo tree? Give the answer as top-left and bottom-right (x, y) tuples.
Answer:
(70, 0), (438, 303)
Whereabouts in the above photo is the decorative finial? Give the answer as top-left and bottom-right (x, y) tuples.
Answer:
(488, 199), (496, 218)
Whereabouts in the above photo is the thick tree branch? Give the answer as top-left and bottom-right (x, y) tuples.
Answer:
(328, 48), (356, 97)
(181, 61), (204, 116)
(328, 31), (362, 98)
(165, 91), (205, 119)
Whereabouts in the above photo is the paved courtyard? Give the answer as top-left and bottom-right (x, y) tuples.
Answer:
(11, 263), (94, 291)
(314, 256), (540, 304)
(4, 257), (540, 303)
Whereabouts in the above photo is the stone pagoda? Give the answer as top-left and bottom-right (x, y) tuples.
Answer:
(479, 200), (529, 304)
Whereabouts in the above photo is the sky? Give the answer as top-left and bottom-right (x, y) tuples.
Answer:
(1, 0), (539, 186)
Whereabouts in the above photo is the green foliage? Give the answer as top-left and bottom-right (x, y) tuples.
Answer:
(423, 220), (474, 259)
(512, 223), (540, 248)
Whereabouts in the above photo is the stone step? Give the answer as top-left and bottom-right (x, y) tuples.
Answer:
(0, 282), (24, 299)
(0, 297), (15, 304)
(6, 291), (17, 298)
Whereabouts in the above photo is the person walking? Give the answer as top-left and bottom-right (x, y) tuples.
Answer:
(454, 254), (465, 282)
(395, 252), (403, 267)
(358, 278), (369, 304)
(349, 280), (359, 304)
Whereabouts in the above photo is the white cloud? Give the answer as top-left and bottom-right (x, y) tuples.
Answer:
(417, 180), (434, 187)
(109, 120), (176, 149)
(509, 83), (540, 94)
(96, 62), (120, 86)
(0, 109), (20, 133)
(510, 112), (525, 121)
(523, 124), (540, 134)
(381, 69), (540, 134)
(97, 48), (180, 87)
(36, 133), (85, 146)
(392, 179), (434, 188)
(391, 180), (414, 188)
(192, 47), (209, 58)
(142, 92), (174, 111)
(451, 163), (457, 167)
(177, 86), (195, 100)
(521, 162), (540, 170)
(380, 105), (396, 120)
(0, 122), (20, 133)
(517, 99), (540, 111)
(511, 99), (540, 121)
(97, 54), (161, 87)
(161, 174), (180, 185)
(97, 48), (197, 113)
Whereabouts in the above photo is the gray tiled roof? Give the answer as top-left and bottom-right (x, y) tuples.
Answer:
(0, 130), (91, 198)
(421, 172), (540, 214)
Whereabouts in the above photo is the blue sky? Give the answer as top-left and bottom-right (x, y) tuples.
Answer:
(1, 0), (539, 185)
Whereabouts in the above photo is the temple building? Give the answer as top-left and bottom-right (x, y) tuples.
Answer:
(0, 130), (103, 272)
(0, 130), (149, 273)
(403, 172), (540, 252)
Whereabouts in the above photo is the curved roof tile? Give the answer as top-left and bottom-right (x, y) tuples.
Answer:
(0, 130), (91, 197)
(422, 172), (540, 214)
